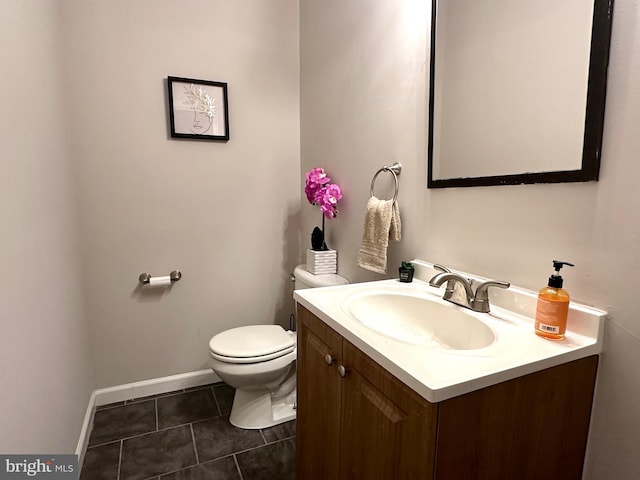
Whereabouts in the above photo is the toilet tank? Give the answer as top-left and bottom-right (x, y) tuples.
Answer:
(293, 264), (349, 290)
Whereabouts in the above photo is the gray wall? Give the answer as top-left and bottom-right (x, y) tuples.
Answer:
(300, 0), (640, 478)
(0, 0), (300, 451)
(62, 0), (301, 388)
(0, 1), (94, 453)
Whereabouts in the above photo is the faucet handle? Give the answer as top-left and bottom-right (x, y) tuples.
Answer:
(473, 280), (510, 313)
(432, 265), (457, 297)
(434, 264), (451, 273)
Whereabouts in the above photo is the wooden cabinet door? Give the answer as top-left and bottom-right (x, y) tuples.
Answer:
(434, 355), (598, 480)
(339, 340), (438, 480)
(296, 307), (344, 480)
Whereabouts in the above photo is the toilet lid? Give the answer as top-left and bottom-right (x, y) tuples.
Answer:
(209, 325), (295, 359)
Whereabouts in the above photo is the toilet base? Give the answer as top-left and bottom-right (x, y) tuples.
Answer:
(229, 388), (296, 429)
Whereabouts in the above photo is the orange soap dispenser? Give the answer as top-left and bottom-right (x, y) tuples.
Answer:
(535, 260), (575, 340)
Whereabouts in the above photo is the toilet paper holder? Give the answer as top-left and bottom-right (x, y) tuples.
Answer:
(138, 270), (182, 285)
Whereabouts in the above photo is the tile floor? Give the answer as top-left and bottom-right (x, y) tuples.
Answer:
(80, 383), (295, 480)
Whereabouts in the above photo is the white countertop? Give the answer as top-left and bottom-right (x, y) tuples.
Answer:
(294, 261), (606, 403)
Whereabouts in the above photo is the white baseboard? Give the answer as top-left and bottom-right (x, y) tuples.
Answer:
(93, 369), (220, 406)
(75, 390), (96, 467)
(75, 369), (221, 467)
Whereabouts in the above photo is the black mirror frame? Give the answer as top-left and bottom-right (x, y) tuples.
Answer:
(427, 0), (615, 188)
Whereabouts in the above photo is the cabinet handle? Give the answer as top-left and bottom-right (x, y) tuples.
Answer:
(324, 354), (335, 366)
(338, 365), (348, 378)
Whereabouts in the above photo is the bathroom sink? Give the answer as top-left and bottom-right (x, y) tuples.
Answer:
(296, 262), (606, 403)
(341, 288), (495, 350)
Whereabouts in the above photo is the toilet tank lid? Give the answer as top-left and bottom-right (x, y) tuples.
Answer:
(294, 264), (349, 288)
(209, 325), (295, 358)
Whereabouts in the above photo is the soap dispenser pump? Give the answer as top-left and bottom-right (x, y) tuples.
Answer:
(535, 260), (575, 340)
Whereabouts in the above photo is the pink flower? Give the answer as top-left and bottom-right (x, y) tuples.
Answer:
(316, 183), (342, 219)
(305, 167), (342, 219)
(305, 167), (331, 204)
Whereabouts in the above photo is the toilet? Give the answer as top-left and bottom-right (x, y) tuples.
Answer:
(208, 264), (349, 429)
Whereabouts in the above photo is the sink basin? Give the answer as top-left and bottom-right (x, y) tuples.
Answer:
(294, 264), (606, 403)
(341, 289), (495, 350)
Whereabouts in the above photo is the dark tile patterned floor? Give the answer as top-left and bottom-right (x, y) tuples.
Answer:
(80, 383), (296, 480)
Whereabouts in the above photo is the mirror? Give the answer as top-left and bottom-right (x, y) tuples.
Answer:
(427, 0), (614, 188)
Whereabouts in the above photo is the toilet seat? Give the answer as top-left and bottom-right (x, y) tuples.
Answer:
(209, 325), (295, 364)
(210, 345), (296, 364)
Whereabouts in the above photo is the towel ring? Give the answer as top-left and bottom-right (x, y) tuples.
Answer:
(370, 162), (402, 204)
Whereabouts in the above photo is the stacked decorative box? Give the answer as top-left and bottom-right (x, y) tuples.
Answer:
(306, 249), (337, 274)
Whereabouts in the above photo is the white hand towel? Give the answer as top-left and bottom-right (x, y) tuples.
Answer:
(390, 200), (401, 241)
(357, 196), (402, 274)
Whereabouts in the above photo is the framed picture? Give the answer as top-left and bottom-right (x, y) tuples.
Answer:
(167, 76), (229, 141)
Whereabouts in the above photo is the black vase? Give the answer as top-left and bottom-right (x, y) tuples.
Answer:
(311, 226), (328, 251)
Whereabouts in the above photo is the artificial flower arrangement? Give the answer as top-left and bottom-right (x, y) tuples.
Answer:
(305, 167), (342, 251)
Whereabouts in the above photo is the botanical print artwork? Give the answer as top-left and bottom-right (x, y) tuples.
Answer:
(168, 77), (228, 140)
(182, 84), (216, 135)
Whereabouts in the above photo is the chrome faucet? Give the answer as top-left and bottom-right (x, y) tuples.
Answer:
(429, 266), (510, 313)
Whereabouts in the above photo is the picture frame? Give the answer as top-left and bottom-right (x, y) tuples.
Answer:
(167, 76), (229, 141)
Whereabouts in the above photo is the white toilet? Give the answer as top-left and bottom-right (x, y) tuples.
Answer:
(208, 264), (349, 429)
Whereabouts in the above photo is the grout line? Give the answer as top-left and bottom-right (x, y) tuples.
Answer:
(232, 436), (295, 457)
(190, 423), (200, 464)
(87, 412), (240, 451)
(154, 414), (221, 433)
(88, 411), (240, 449)
(259, 429), (268, 445)
(155, 398), (159, 431)
(89, 422), (200, 449)
(211, 387), (222, 416)
(86, 438), (123, 450)
(116, 440), (123, 480)
(233, 454), (244, 480)
(153, 454), (235, 480)
(96, 402), (126, 411)
(264, 434), (296, 445)
(97, 398), (154, 411)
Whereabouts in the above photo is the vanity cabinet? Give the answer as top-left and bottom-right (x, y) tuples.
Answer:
(296, 306), (598, 480)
